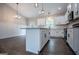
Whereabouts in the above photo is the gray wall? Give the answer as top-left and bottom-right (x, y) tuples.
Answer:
(0, 4), (28, 39)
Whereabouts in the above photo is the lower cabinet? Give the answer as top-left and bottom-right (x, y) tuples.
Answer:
(26, 28), (49, 54)
(73, 28), (79, 54)
(67, 28), (74, 50)
(40, 29), (49, 51)
(67, 28), (79, 54)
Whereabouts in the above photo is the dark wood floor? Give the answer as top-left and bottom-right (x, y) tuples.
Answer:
(0, 36), (74, 55)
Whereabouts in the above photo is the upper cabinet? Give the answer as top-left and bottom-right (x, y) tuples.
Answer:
(67, 3), (78, 15)
(65, 3), (79, 23)
(67, 4), (72, 13)
(54, 16), (68, 25)
(73, 3), (79, 19)
(65, 4), (72, 23)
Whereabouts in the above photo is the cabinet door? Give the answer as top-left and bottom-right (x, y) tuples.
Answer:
(67, 4), (72, 13)
(77, 3), (79, 17)
(73, 4), (77, 19)
(73, 28), (79, 53)
(73, 3), (79, 19)
(67, 29), (74, 49)
(40, 29), (49, 50)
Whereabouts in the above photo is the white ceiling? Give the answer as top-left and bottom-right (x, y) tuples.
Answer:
(7, 3), (68, 18)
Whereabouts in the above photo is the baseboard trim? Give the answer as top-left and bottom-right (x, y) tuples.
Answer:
(39, 40), (49, 54)
(66, 41), (76, 55)
(50, 36), (64, 39)
(0, 35), (25, 40)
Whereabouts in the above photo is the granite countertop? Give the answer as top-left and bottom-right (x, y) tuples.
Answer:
(20, 27), (49, 29)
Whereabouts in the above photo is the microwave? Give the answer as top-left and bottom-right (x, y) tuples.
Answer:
(68, 11), (74, 21)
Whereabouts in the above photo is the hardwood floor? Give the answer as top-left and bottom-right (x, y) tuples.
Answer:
(0, 36), (74, 55)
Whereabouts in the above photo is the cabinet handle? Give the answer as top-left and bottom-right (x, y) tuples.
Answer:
(44, 34), (46, 38)
(68, 34), (70, 37)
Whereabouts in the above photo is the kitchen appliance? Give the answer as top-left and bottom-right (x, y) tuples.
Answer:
(68, 11), (74, 22)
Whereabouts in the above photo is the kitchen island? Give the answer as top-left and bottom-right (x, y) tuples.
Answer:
(23, 28), (49, 54)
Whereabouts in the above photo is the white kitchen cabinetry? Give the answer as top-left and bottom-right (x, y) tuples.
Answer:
(67, 28), (79, 54)
(72, 3), (79, 19)
(50, 29), (64, 38)
(40, 29), (49, 50)
(67, 3), (79, 19)
(73, 27), (79, 54)
(66, 3), (79, 55)
(67, 28), (74, 50)
(26, 28), (49, 54)
(65, 4), (72, 23)
(66, 3), (79, 20)
(55, 16), (68, 25)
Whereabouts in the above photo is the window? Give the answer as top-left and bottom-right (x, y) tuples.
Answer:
(46, 17), (55, 28)
(37, 18), (45, 26)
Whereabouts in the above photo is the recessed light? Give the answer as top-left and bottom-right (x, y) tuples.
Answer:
(58, 7), (61, 10)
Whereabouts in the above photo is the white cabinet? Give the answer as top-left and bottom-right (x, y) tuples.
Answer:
(40, 29), (49, 50)
(55, 16), (68, 25)
(66, 3), (79, 20)
(66, 3), (79, 55)
(67, 3), (79, 19)
(65, 10), (69, 23)
(73, 28), (79, 54)
(72, 3), (79, 19)
(67, 28), (79, 54)
(67, 28), (74, 49)
(65, 4), (72, 23)
(50, 29), (64, 38)
(26, 28), (49, 54)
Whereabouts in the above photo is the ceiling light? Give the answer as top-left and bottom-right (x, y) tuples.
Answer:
(39, 10), (45, 14)
(39, 3), (45, 14)
(68, 4), (71, 9)
(58, 7), (61, 10)
(14, 15), (21, 19)
(14, 3), (21, 19)
(41, 9), (45, 14)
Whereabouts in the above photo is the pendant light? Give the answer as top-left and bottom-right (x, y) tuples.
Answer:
(34, 0), (38, 8)
(35, 3), (38, 8)
(41, 3), (45, 14)
(15, 3), (21, 19)
(39, 3), (45, 14)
